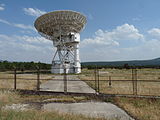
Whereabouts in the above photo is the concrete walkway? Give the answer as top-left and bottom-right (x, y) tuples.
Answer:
(43, 102), (134, 120)
(40, 75), (95, 93)
(40, 75), (134, 120)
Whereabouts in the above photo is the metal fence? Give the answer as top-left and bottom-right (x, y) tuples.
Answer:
(80, 68), (160, 96)
(0, 67), (160, 96)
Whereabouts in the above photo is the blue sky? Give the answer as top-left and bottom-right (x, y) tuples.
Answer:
(1, 0), (160, 63)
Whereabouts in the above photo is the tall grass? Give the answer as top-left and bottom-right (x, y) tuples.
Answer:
(0, 90), (20, 107)
(0, 110), (106, 120)
(111, 97), (160, 120)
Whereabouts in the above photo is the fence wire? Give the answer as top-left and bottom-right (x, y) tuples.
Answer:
(0, 68), (160, 96)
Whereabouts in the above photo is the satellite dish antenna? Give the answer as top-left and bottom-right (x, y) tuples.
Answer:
(34, 10), (87, 73)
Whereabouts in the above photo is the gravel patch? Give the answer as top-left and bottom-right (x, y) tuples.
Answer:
(3, 104), (30, 111)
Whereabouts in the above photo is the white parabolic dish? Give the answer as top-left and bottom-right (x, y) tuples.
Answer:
(34, 10), (87, 39)
(34, 10), (86, 74)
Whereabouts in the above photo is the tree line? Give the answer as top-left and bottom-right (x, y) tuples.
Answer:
(0, 60), (51, 71)
(81, 63), (160, 69)
(1, 60), (160, 72)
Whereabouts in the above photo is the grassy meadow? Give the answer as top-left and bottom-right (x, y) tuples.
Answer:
(0, 69), (160, 119)
(0, 71), (52, 90)
(79, 68), (160, 96)
(0, 68), (160, 95)
(111, 97), (160, 120)
(0, 90), (105, 120)
(0, 89), (160, 120)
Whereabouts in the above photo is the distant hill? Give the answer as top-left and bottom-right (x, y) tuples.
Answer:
(81, 58), (160, 67)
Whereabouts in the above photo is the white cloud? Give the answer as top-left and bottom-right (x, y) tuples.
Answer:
(0, 4), (5, 11)
(81, 24), (144, 48)
(15, 35), (51, 44)
(23, 8), (46, 17)
(80, 24), (160, 62)
(148, 28), (160, 38)
(0, 34), (52, 46)
(113, 24), (144, 41)
(81, 29), (119, 48)
(0, 18), (35, 31)
(13, 23), (35, 31)
(1, 23), (160, 62)
(0, 34), (53, 62)
(0, 19), (10, 25)
(118, 39), (160, 60)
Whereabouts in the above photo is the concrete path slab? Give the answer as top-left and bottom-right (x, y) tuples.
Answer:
(40, 75), (95, 93)
(43, 102), (134, 120)
(40, 75), (134, 120)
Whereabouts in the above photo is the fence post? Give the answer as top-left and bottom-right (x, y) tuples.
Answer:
(132, 68), (134, 95)
(135, 69), (137, 95)
(36, 66), (40, 91)
(94, 68), (97, 92)
(14, 67), (17, 90)
(132, 68), (137, 95)
(97, 68), (100, 93)
(64, 67), (67, 93)
(109, 76), (112, 87)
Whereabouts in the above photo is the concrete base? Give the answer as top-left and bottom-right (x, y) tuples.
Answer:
(40, 75), (95, 93)
(43, 102), (134, 120)
(51, 63), (81, 74)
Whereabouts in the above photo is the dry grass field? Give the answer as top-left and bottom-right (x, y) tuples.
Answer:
(79, 68), (160, 96)
(0, 89), (160, 120)
(1, 68), (160, 96)
(0, 90), (105, 120)
(79, 68), (160, 120)
(0, 71), (53, 90)
(0, 69), (160, 120)
(111, 97), (160, 120)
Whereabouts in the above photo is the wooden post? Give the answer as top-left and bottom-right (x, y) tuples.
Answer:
(14, 67), (17, 90)
(132, 68), (135, 95)
(37, 66), (40, 91)
(64, 67), (67, 93)
(109, 76), (112, 87)
(97, 69), (100, 93)
(132, 68), (137, 95)
(94, 68), (97, 92)
(135, 69), (137, 95)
